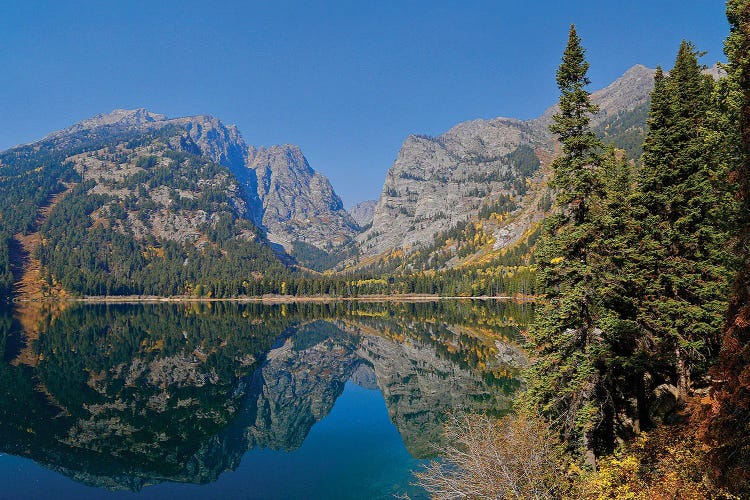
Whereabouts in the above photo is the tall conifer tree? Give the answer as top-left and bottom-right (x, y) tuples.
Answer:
(524, 25), (604, 467)
(591, 147), (649, 438)
(632, 41), (731, 404)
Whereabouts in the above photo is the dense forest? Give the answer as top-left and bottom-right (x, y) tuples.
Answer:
(419, 2), (750, 498)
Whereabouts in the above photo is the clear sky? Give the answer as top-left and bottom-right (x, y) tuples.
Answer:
(0, 1), (729, 207)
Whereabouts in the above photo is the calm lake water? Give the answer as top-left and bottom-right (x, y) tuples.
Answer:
(0, 300), (530, 499)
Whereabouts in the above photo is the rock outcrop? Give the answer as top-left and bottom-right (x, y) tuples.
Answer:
(357, 118), (547, 256)
(246, 145), (359, 251)
(348, 200), (377, 227)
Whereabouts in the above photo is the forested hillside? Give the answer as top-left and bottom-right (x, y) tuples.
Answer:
(0, 123), (287, 299)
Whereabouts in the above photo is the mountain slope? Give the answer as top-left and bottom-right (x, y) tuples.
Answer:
(357, 65), (657, 262)
(27, 124), (284, 296)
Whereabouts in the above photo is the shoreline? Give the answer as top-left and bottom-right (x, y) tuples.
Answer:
(9, 294), (536, 305)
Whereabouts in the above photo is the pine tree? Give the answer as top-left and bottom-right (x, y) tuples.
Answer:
(632, 41), (732, 405)
(704, 0), (750, 492)
(523, 25), (605, 468)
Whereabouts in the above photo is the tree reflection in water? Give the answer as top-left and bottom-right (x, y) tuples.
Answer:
(0, 300), (531, 491)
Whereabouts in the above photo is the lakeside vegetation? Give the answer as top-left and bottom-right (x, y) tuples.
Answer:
(418, 2), (750, 498)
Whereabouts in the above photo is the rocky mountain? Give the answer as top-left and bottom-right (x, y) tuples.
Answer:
(0, 108), (363, 298)
(0, 115), (288, 298)
(52, 109), (358, 253)
(245, 145), (359, 252)
(348, 200), (377, 227)
(357, 64), (657, 258)
(357, 119), (547, 256)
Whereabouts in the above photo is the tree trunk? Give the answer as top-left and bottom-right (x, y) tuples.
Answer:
(635, 372), (650, 432)
(675, 346), (689, 404)
(583, 430), (597, 471)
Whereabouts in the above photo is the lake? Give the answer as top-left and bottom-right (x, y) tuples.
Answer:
(0, 300), (530, 499)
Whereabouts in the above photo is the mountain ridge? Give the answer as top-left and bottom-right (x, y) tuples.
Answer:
(20, 108), (358, 255)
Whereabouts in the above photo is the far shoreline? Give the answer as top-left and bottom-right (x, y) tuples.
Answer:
(9, 294), (537, 305)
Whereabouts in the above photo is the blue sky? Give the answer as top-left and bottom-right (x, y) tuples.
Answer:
(0, 1), (729, 207)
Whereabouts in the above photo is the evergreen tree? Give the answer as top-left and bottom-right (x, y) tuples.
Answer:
(705, 0), (750, 493)
(591, 147), (649, 439)
(632, 41), (732, 404)
(523, 25), (605, 467)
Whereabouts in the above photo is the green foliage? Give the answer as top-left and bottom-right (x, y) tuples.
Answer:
(290, 239), (359, 272)
(631, 41), (734, 403)
(594, 103), (650, 162)
(36, 178), (285, 297)
(548, 26), (602, 215)
(477, 193), (518, 220)
(524, 25), (607, 464)
(0, 234), (13, 299)
(526, 31), (736, 474)
(507, 144), (542, 178)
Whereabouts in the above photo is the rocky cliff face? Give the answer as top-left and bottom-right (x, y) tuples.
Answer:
(359, 65), (658, 257)
(358, 118), (548, 255)
(246, 145), (360, 251)
(348, 200), (377, 227)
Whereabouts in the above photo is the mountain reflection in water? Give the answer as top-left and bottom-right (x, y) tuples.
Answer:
(0, 300), (530, 494)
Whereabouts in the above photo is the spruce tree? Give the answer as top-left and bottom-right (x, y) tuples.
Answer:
(591, 147), (648, 437)
(523, 25), (605, 467)
(633, 41), (731, 404)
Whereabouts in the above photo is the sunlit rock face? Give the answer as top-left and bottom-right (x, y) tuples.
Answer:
(245, 145), (360, 252)
(348, 200), (377, 228)
(359, 65), (658, 258)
